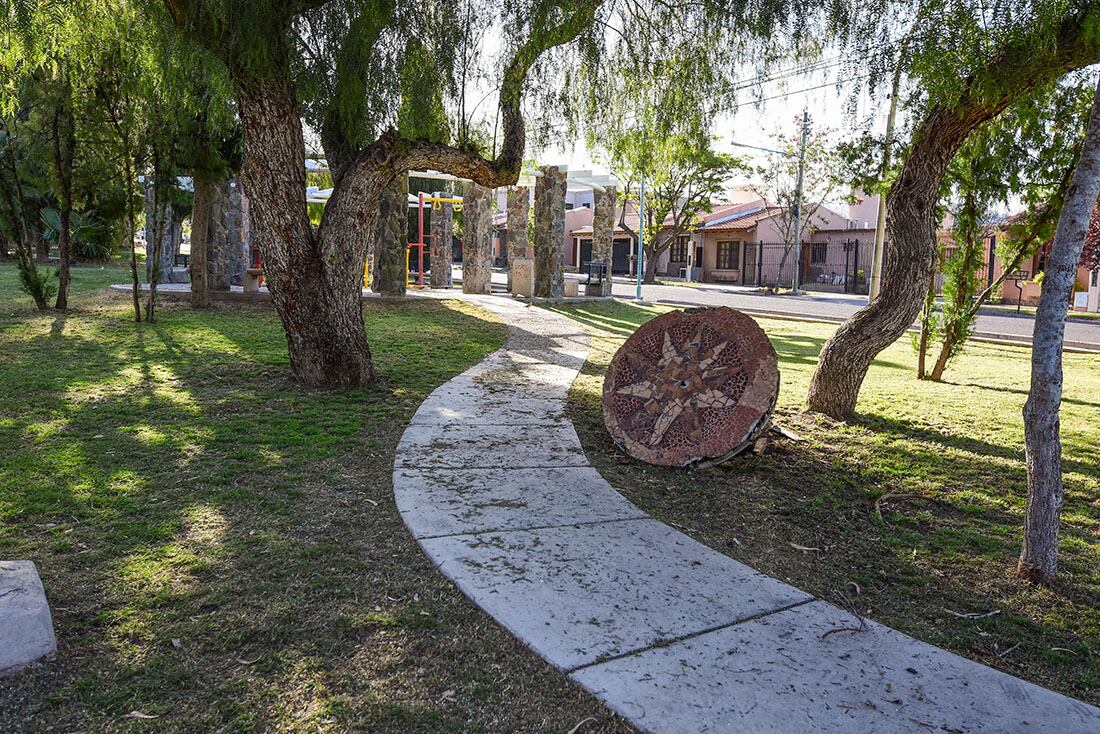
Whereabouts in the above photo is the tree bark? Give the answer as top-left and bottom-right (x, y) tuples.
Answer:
(165, 0), (600, 385)
(805, 12), (1100, 419)
(145, 157), (164, 323)
(1018, 74), (1100, 584)
(124, 133), (141, 322)
(643, 244), (660, 283)
(235, 73), (378, 385)
(52, 97), (76, 311)
(807, 104), (978, 415)
(190, 171), (211, 308)
(915, 274), (936, 379)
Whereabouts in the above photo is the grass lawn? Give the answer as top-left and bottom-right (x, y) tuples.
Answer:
(0, 263), (629, 733)
(546, 299), (1100, 706)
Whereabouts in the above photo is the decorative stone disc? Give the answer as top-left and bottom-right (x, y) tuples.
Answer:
(602, 307), (779, 467)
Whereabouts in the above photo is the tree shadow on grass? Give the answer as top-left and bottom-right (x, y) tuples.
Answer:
(3, 301), (621, 733)
(944, 379), (1100, 410)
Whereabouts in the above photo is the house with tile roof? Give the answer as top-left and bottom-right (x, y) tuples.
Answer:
(610, 193), (882, 292)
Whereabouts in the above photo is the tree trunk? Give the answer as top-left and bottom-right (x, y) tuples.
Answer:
(806, 103), (993, 418)
(235, 72), (378, 385)
(915, 275), (936, 379)
(806, 13), (1100, 418)
(145, 160), (164, 323)
(1018, 75), (1100, 584)
(123, 135), (141, 322)
(190, 172), (211, 308)
(53, 99), (76, 311)
(643, 245), (660, 284)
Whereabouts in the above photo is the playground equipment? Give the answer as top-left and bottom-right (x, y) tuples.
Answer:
(409, 192), (462, 288)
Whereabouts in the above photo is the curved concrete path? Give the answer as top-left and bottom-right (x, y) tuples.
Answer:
(394, 294), (1100, 733)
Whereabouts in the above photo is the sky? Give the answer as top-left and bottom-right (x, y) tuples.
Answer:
(536, 60), (896, 210)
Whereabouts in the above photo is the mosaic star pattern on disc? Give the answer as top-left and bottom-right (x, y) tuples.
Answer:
(602, 307), (779, 467)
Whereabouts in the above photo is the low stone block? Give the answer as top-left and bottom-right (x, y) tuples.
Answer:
(0, 561), (57, 676)
(563, 279), (578, 298)
(511, 258), (535, 297)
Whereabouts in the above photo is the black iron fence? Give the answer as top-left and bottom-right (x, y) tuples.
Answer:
(741, 240), (877, 295)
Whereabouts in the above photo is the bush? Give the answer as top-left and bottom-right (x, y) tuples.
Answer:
(18, 260), (57, 305)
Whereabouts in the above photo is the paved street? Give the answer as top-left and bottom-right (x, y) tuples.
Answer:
(604, 279), (1100, 349)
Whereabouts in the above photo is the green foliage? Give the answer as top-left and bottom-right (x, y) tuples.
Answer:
(40, 207), (111, 259)
(396, 38), (450, 144)
(17, 258), (56, 303)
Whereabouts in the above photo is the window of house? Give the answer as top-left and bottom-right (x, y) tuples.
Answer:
(811, 243), (828, 264)
(670, 235), (690, 262)
(717, 241), (740, 270)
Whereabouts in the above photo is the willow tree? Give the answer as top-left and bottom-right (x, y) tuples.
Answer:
(806, 0), (1100, 418)
(163, 0), (602, 385)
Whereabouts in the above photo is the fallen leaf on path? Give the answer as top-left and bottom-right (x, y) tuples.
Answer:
(789, 542), (821, 552)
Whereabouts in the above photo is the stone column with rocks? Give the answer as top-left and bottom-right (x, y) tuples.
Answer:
(214, 179), (248, 288)
(506, 186), (531, 290)
(205, 181), (231, 290)
(144, 181), (182, 284)
(430, 190), (454, 288)
(533, 165), (566, 298)
(373, 174), (409, 296)
(461, 181), (493, 294)
(592, 185), (617, 296)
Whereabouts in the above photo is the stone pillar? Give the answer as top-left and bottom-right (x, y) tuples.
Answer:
(592, 186), (617, 296)
(506, 186), (531, 290)
(206, 181), (230, 290)
(533, 165), (566, 298)
(144, 181), (182, 284)
(461, 181), (493, 294)
(214, 179), (248, 289)
(374, 174), (409, 296)
(430, 190), (454, 288)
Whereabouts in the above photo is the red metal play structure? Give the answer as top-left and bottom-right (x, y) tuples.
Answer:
(407, 192), (462, 287)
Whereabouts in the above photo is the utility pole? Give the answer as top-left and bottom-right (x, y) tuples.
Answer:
(869, 66), (901, 301)
(636, 174), (645, 301)
(791, 109), (809, 294)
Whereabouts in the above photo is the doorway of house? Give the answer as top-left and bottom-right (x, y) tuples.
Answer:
(612, 238), (632, 274)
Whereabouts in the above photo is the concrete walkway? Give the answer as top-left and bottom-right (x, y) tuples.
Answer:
(393, 293), (1100, 733)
